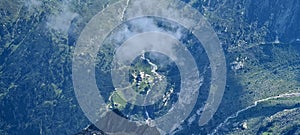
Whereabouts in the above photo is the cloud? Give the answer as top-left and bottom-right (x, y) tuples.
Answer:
(24, 0), (42, 9)
(46, 1), (79, 34)
(108, 17), (184, 46)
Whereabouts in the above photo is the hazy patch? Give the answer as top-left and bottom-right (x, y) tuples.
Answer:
(24, 0), (42, 10)
(46, 1), (79, 34)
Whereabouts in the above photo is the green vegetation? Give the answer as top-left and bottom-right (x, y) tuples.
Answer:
(1, 0), (300, 134)
(262, 132), (273, 135)
(129, 57), (155, 94)
(109, 92), (127, 110)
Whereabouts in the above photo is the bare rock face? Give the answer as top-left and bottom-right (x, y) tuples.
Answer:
(76, 124), (105, 135)
(76, 111), (160, 135)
